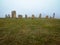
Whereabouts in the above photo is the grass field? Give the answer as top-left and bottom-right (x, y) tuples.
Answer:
(0, 18), (60, 45)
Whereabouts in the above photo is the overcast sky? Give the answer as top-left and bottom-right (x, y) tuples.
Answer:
(0, 0), (60, 18)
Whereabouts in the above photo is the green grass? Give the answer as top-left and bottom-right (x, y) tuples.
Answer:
(0, 18), (60, 45)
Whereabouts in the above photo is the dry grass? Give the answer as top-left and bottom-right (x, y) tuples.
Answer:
(0, 18), (60, 45)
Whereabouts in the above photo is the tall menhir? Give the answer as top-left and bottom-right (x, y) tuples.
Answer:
(11, 11), (16, 18)
(39, 13), (41, 18)
(53, 13), (55, 19)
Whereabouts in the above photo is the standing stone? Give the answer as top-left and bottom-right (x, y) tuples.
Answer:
(32, 14), (35, 19)
(18, 15), (22, 18)
(46, 15), (48, 19)
(5, 14), (10, 18)
(53, 13), (55, 19)
(39, 13), (41, 18)
(50, 16), (52, 19)
(5, 14), (8, 18)
(25, 14), (27, 19)
(8, 14), (10, 18)
(11, 11), (16, 18)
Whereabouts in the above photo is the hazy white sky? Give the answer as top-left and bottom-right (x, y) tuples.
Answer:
(0, 0), (60, 18)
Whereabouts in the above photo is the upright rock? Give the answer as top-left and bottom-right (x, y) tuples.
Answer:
(46, 15), (48, 19)
(25, 14), (27, 19)
(18, 15), (22, 18)
(53, 13), (55, 19)
(32, 14), (35, 19)
(39, 13), (41, 18)
(11, 11), (16, 18)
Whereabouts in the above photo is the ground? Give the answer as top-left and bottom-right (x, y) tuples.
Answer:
(0, 18), (60, 45)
